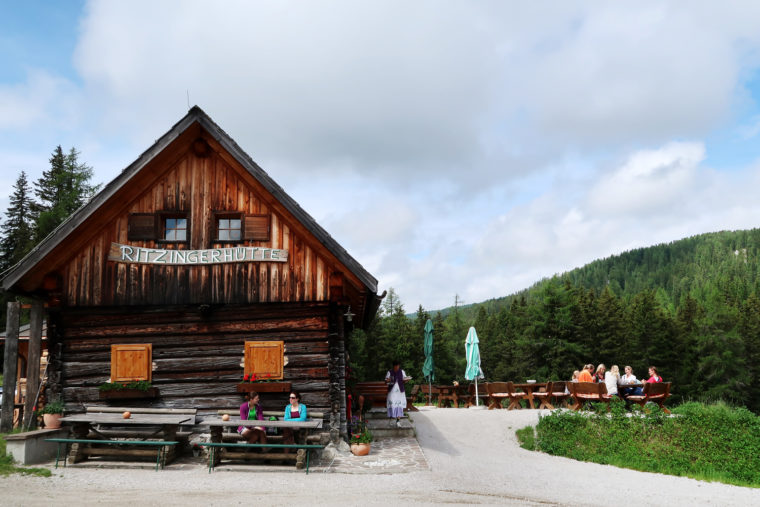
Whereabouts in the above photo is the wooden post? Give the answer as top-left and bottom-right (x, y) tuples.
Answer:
(1, 302), (20, 432)
(23, 301), (43, 429)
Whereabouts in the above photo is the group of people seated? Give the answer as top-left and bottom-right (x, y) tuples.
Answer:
(570, 364), (662, 397)
(237, 390), (307, 450)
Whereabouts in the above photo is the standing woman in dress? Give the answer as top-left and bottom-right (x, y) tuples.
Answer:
(385, 361), (411, 426)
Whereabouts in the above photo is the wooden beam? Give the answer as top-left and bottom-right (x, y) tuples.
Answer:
(1, 302), (20, 432)
(23, 301), (43, 429)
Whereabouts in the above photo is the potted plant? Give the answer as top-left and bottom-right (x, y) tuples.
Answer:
(40, 398), (65, 429)
(349, 417), (373, 456)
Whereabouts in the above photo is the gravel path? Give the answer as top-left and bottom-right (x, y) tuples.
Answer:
(1, 408), (758, 506)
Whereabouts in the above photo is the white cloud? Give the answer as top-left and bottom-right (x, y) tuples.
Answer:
(6, 2), (760, 310)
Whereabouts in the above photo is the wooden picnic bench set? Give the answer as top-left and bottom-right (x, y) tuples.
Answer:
(46, 405), (326, 472)
(375, 380), (672, 413)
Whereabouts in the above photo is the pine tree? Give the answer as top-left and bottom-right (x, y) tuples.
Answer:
(33, 146), (99, 242)
(0, 171), (35, 272)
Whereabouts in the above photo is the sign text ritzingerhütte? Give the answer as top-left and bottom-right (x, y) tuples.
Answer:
(108, 242), (288, 265)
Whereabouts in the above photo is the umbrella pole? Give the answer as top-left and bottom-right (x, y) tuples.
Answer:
(475, 379), (479, 407)
(428, 380), (432, 406)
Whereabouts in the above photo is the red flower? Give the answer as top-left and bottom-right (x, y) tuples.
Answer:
(252, 373), (257, 381)
(243, 374), (250, 382)
(266, 373), (271, 378)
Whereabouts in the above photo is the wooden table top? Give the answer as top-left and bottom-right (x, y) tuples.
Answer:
(60, 414), (193, 425)
(203, 418), (323, 429)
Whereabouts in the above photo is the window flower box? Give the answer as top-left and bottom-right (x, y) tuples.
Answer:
(236, 382), (291, 393)
(98, 387), (160, 400)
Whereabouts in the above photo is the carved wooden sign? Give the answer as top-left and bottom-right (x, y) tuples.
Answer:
(108, 242), (288, 265)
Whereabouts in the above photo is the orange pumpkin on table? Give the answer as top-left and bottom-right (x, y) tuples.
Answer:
(222, 414), (230, 421)
(122, 411), (131, 419)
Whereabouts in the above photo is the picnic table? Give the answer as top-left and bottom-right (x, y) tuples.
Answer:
(435, 385), (460, 408)
(59, 413), (192, 466)
(204, 417), (323, 470)
(512, 383), (548, 409)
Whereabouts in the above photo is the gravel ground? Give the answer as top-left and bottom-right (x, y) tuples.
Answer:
(1, 408), (759, 506)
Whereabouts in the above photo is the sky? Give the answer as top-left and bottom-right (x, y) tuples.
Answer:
(4, 1), (760, 311)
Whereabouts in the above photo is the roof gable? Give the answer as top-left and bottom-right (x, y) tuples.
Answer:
(1, 107), (378, 318)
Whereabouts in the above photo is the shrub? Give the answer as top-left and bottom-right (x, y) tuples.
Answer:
(529, 402), (760, 487)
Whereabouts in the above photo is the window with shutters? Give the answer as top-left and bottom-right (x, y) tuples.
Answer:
(111, 344), (152, 382)
(244, 341), (284, 379)
(244, 214), (270, 242)
(127, 214), (157, 241)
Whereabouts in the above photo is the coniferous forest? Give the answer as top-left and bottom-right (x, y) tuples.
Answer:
(349, 230), (760, 414)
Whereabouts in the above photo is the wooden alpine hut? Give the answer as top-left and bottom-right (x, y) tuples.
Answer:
(0, 106), (382, 441)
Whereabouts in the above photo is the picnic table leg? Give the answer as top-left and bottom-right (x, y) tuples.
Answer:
(161, 424), (179, 467)
(305, 448), (310, 474)
(296, 448), (306, 470)
(526, 390), (536, 409)
(209, 426), (223, 468)
(69, 422), (90, 463)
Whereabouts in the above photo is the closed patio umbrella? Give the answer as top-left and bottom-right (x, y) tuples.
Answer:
(422, 319), (435, 405)
(464, 326), (484, 406)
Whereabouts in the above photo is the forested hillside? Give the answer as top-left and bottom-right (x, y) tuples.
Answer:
(350, 230), (760, 413)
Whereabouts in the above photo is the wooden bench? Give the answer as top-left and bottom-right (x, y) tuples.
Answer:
(462, 383), (489, 408)
(46, 438), (178, 471)
(201, 442), (325, 473)
(487, 382), (525, 410)
(532, 381), (555, 410)
(626, 382), (672, 414)
(550, 381), (572, 408)
(568, 382), (611, 410)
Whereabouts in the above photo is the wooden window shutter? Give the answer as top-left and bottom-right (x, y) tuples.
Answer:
(127, 214), (157, 240)
(111, 344), (152, 382)
(244, 341), (284, 379)
(244, 214), (270, 241)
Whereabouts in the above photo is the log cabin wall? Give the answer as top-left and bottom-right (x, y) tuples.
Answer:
(57, 302), (333, 416)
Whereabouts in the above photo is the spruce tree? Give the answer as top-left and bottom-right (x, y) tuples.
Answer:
(0, 171), (35, 272)
(33, 145), (99, 242)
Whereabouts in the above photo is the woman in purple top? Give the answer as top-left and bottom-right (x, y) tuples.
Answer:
(238, 392), (267, 445)
(282, 391), (307, 451)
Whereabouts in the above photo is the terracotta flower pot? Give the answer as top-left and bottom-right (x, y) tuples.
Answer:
(350, 443), (371, 456)
(43, 413), (62, 429)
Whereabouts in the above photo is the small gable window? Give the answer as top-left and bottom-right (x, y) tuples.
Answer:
(215, 213), (242, 242)
(162, 215), (188, 242)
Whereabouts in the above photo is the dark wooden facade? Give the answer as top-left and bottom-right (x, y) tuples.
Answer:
(1, 107), (381, 439)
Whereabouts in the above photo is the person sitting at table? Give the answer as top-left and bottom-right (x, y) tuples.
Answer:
(565, 370), (580, 394)
(238, 392), (267, 446)
(604, 365), (620, 397)
(619, 365), (640, 396)
(282, 390), (307, 452)
(578, 364), (594, 382)
(594, 364), (606, 383)
(646, 366), (663, 383)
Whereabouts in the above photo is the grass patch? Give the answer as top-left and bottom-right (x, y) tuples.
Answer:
(0, 434), (53, 477)
(515, 426), (536, 450)
(521, 400), (760, 488)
